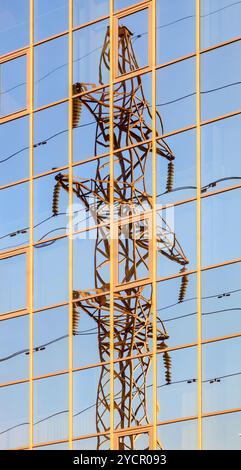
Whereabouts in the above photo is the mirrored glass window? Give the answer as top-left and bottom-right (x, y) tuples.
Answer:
(34, 102), (68, 175)
(34, 0), (68, 42)
(157, 273), (197, 348)
(157, 201), (197, 279)
(0, 314), (29, 383)
(73, 19), (109, 91)
(73, 88), (109, 162)
(202, 188), (241, 266)
(0, 382), (29, 450)
(73, 296), (108, 369)
(201, 41), (241, 121)
(156, 0), (196, 65)
(72, 157), (110, 231)
(0, 253), (27, 315)
(34, 374), (68, 444)
(156, 58), (196, 133)
(203, 411), (241, 450)
(158, 420), (198, 450)
(202, 263), (241, 340)
(114, 72), (152, 150)
(73, 229), (102, 292)
(201, 0), (241, 49)
(0, 55), (27, 118)
(74, 436), (110, 449)
(34, 35), (68, 108)
(203, 337), (241, 412)
(113, 357), (153, 430)
(157, 129), (196, 205)
(118, 432), (150, 450)
(34, 442), (69, 450)
(34, 237), (68, 310)
(0, 0), (29, 56)
(74, 0), (109, 27)
(157, 347), (197, 421)
(73, 366), (109, 438)
(34, 306), (68, 377)
(117, 9), (149, 76)
(114, 0), (139, 11)
(0, 182), (29, 252)
(202, 115), (241, 194)
(0, 116), (29, 186)
(34, 171), (69, 243)
(113, 286), (152, 361)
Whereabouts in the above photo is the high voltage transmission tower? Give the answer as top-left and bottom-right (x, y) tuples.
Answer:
(52, 25), (189, 449)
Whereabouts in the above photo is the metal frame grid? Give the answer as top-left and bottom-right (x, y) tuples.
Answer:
(0, 0), (241, 450)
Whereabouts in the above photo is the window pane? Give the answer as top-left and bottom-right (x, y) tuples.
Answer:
(158, 420), (197, 450)
(34, 0), (68, 42)
(201, 0), (241, 49)
(34, 238), (68, 309)
(71, 158), (110, 231)
(156, 58), (196, 133)
(117, 9), (149, 76)
(73, 19), (109, 90)
(157, 273), (197, 348)
(0, 55), (27, 118)
(157, 201), (196, 279)
(202, 115), (241, 194)
(73, 295), (108, 368)
(0, 0), (29, 56)
(114, 72), (152, 150)
(0, 183), (29, 252)
(34, 171), (69, 243)
(34, 374), (68, 444)
(34, 306), (69, 377)
(73, 366), (110, 439)
(0, 314), (29, 383)
(113, 285), (152, 361)
(0, 382), (29, 450)
(202, 263), (241, 340)
(3, 255), (25, 304)
(34, 442), (69, 450)
(201, 41), (241, 121)
(114, 358), (153, 430)
(202, 189), (241, 266)
(203, 412), (241, 450)
(73, 436), (110, 450)
(203, 337), (241, 413)
(114, 0), (139, 10)
(114, 143), (152, 205)
(0, 254), (27, 315)
(73, 229), (104, 292)
(73, 0), (109, 27)
(118, 432), (150, 450)
(156, 0), (196, 65)
(118, 220), (150, 282)
(73, 87), (109, 162)
(34, 35), (68, 108)
(0, 116), (29, 186)
(157, 347), (197, 421)
(157, 129), (196, 205)
(34, 103), (68, 175)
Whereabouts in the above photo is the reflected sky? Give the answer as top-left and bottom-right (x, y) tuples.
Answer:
(0, 0), (29, 56)
(202, 262), (241, 339)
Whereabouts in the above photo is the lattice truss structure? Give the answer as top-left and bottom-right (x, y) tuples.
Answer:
(52, 26), (189, 449)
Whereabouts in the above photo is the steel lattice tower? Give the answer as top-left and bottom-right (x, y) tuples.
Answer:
(52, 25), (189, 449)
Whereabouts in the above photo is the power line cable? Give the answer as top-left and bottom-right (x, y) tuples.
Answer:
(1, 368), (241, 437)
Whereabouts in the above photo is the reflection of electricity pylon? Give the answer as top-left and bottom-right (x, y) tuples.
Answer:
(53, 26), (189, 449)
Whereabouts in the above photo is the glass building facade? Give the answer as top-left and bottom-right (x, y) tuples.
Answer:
(0, 0), (241, 451)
